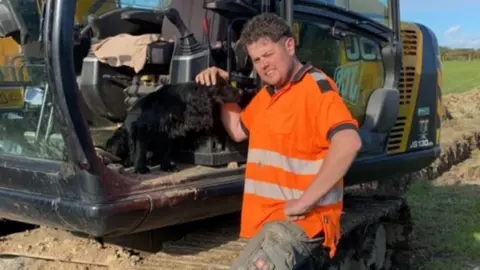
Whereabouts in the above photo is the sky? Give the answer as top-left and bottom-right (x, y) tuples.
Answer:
(400, 0), (480, 49)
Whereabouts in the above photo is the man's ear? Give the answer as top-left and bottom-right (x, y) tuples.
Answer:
(285, 37), (296, 56)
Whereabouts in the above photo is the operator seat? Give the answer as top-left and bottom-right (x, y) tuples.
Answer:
(77, 8), (170, 122)
(79, 7), (165, 40)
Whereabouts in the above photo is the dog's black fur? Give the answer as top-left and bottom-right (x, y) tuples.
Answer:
(105, 80), (244, 174)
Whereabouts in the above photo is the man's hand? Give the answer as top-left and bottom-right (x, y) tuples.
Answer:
(195, 67), (229, 86)
(195, 67), (247, 142)
(285, 199), (313, 221)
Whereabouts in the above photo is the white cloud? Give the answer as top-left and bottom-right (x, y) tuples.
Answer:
(444, 25), (461, 38)
(443, 25), (480, 49)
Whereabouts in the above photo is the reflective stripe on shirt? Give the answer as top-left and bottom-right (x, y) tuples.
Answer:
(247, 148), (323, 175)
(244, 178), (343, 206)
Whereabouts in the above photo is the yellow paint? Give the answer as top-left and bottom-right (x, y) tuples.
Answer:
(0, 1), (118, 84)
(437, 66), (444, 121)
(35, 0), (42, 13)
(293, 23), (300, 46)
(0, 87), (24, 109)
(401, 23), (423, 152)
(0, 37), (30, 82)
(436, 128), (440, 144)
(437, 67), (444, 90)
(437, 97), (443, 120)
(386, 22), (423, 154)
(337, 44), (384, 126)
(74, 1), (118, 25)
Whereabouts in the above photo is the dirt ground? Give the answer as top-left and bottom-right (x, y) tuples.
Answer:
(1, 90), (480, 269)
(0, 227), (139, 270)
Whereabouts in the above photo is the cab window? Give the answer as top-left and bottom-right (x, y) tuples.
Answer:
(294, 18), (385, 125)
(0, 0), (65, 160)
(300, 0), (391, 28)
(11, 0), (41, 41)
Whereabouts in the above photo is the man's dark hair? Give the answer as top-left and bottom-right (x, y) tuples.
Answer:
(239, 13), (294, 49)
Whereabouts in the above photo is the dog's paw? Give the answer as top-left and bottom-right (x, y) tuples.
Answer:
(95, 147), (122, 165)
(160, 161), (178, 172)
(107, 163), (125, 173)
(227, 161), (238, 169)
(134, 166), (151, 174)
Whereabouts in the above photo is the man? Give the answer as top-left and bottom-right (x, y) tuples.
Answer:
(195, 13), (362, 269)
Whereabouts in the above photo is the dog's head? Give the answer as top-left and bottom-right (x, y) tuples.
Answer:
(206, 78), (244, 104)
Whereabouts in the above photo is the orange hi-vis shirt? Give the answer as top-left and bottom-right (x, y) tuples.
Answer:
(239, 63), (359, 258)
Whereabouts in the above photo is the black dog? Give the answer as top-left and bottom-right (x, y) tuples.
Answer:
(105, 80), (244, 174)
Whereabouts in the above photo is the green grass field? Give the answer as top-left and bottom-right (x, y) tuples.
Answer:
(406, 180), (480, 270)
(442, 61), (480, 94)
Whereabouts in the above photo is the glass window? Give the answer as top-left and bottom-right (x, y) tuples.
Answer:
(300, 0), (391, 28)
(74, 0), (119, 25)
(10, 0), (42, 41)
(0, 1), (66, 160)
(73, 0), (175, 25)
(294, 18), (385, 125)
(345, 0), (389, 27)
(119, 0), (172, 9)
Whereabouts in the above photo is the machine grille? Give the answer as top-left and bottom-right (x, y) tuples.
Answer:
(399, 66), (415, 105)
(387, 27), (419, 153)
(387, 116), (407, 152)
(401, 29), (418, 56)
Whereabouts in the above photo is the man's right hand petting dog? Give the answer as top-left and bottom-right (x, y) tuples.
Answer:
(105, 79), (244, 174)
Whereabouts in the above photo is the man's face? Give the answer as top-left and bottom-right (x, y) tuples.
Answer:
(246, 37), (296, 88)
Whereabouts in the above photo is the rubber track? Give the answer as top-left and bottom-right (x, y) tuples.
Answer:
(133, 195), (408, 270)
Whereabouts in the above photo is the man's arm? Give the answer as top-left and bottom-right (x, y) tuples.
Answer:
(195, 67), (249, 142)
(298, 91), (362, 210)
(221, 103), (248, 142)
(195, 66), (263, 143)
(298, 129), (361, 208)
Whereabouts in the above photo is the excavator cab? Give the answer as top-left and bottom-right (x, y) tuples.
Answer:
(0, 0), (442, 242)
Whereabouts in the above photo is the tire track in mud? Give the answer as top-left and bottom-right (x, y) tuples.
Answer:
(1, 90), (480, 270)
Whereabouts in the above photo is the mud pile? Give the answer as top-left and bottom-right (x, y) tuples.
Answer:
(417, 88), (480, 180)
(434, 148), (480, 186)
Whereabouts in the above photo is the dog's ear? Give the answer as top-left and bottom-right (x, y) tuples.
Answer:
(216, 83), (244, 103)
(223, 84), (244, 96)
(214, 75), (228, 87)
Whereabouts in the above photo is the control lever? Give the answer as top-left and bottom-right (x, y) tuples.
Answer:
(162, 8), (192, 39)
(87, 14), (100, 41)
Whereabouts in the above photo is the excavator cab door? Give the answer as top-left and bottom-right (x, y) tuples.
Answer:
(0, 0), (249, 237)
(0, 0), (110, 230)
(291, 0), (402, 156)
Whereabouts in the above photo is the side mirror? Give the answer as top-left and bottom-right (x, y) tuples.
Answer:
(0, 0), (28, 44)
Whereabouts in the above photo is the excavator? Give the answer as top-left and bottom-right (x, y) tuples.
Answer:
(0, 0), (443, 268)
